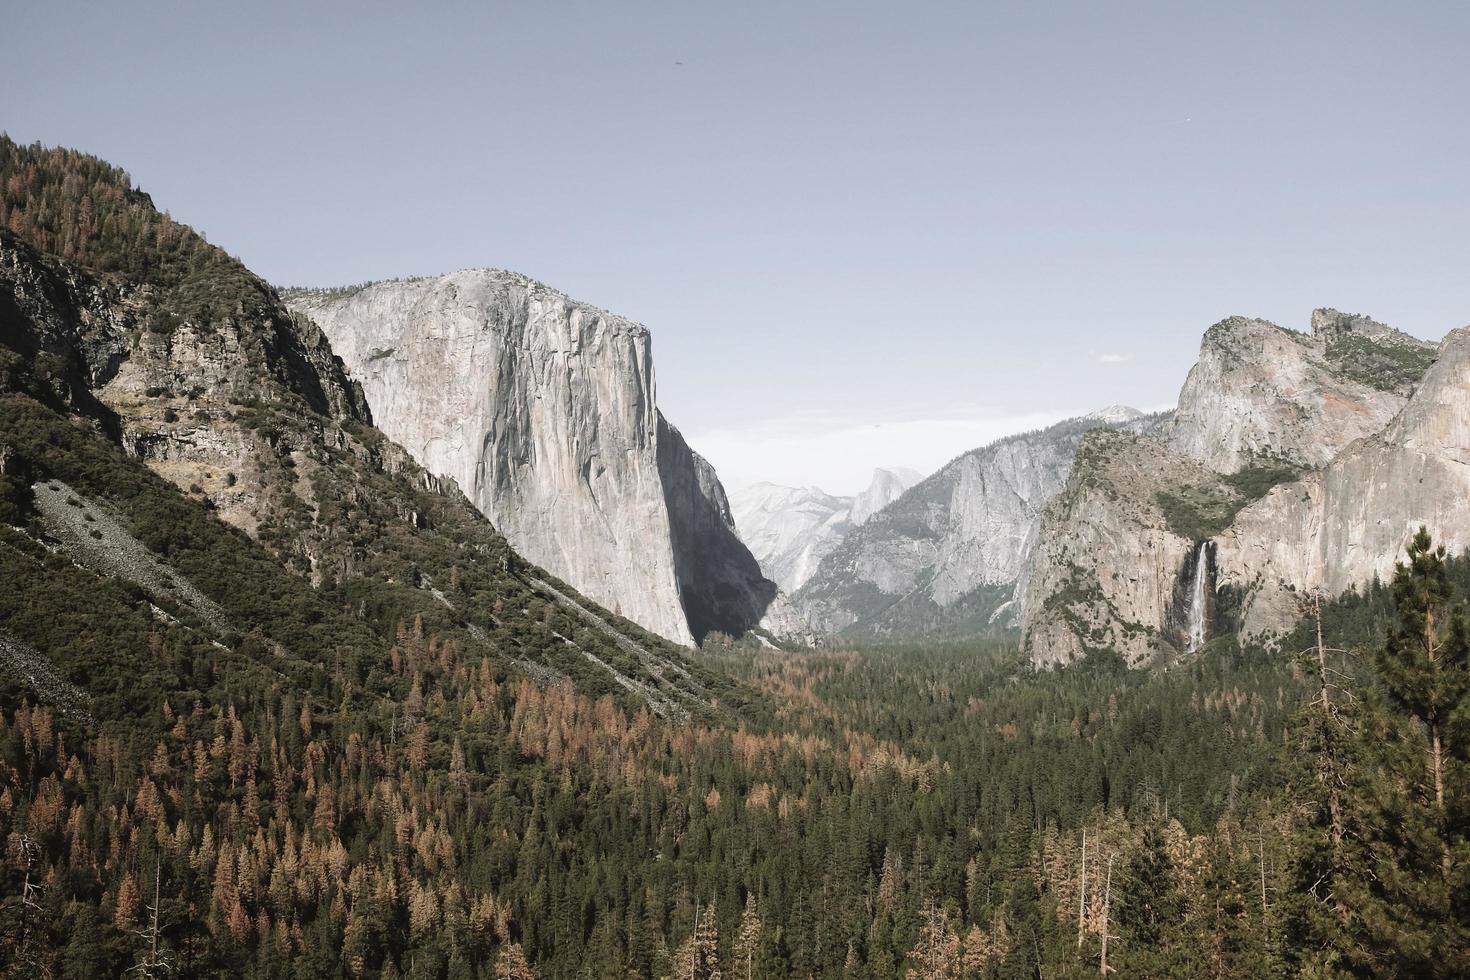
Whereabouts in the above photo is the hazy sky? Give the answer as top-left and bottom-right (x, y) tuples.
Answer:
(6, 1), (1468, 493)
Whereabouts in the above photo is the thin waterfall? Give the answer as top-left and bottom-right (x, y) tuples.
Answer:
(1187, 541), (1212, 651)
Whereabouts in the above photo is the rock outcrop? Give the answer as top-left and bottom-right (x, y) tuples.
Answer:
(1164, 310), (1433, 472)
(730, 467), (920, 592)
(1218, 325), (1470, 638)
(285, 272), (793, 646)
(793, 409), (1165, 640)
(1022, 309), (1442, 667)
(849, 467), (922, 526)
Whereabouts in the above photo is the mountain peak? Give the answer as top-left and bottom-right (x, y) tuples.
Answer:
(1083, 405), (1145, 424)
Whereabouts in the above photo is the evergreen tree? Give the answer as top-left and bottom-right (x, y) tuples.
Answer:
(1112, 820), (1181, 975)
(730, 894), (762, 980)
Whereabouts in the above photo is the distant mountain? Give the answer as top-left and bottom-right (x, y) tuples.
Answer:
(729, 467), (921, 591)
(792, 408), (1166, 641)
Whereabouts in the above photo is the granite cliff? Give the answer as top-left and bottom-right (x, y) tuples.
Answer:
(285, 273), (795, 646)
(1219, 325), (1470, 639)
(1021, 309), (1440, 667)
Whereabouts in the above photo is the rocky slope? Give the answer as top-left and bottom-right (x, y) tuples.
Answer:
(284, 274), (792, 646)
(793, 409), (1164, 640)
(1022, 309), (1441, 667)
(729, 467), (920, 592)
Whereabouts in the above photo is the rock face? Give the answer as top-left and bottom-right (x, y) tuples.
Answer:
(285, 272), (791, 646)
(1, 234), (370, 549)
(1164, 310), (1433, 473)
(793, 409), (1165, 640)
(1020, 430), (1242, 668)
(1219, 325), (1470, 638)
(1022, 309), (1442, 667)
(729, 467), (920, 592)
(850, 467), (922, 526)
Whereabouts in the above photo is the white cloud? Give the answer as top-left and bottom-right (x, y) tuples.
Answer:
(688, 408), (1082, 496)
(1096, 352), (1133, 364)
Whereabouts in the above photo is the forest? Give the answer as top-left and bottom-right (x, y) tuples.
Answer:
(1, 512), (1467, 976)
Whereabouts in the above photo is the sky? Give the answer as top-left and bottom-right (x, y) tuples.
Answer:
(5, 1), (1468, 494)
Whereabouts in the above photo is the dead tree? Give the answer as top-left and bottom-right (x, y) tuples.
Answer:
(1099, 853), (1115, 976)
(1077, 828), (1088, 950)
(127, 862), (174, 978)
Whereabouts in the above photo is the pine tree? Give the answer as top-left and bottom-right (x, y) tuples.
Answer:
(731, 893), (762, 980)
(1339, 529), (1470, 977)
(114, 872), (141, 932)
(1377, 528), (1469, 879)
(1113, 821), (1180, 974)
(671, 900), (721, 980)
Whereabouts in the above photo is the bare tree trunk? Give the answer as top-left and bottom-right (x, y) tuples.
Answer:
(1425, 608), (1452, 882)
(1258, 823), (1268, 915)
(1314, 598), (1345, 864)
(691, 901), (700, 980)
(1099, 853), (1115, 976)
(150, 863), (162, 966)
(1077, 829), (1088, 950)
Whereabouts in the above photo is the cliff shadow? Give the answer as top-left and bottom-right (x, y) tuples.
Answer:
(656, 412), (778, 644)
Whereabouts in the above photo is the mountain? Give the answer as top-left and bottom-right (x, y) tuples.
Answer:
(1163, 308), (1430, 472)
(848, 466), (922, 525)
(729, 467), (920, 592)
(792, 408), (1166, 640)
(1021, 309), (1439, 667)
(1219, 324), (1470, 639)
(283, 274), (799, 647)
(0, 137), (738, 716)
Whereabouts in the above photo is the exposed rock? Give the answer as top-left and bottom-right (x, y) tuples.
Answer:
(1023, 309), (1441, 667)
(850, 467), (923, 526)
(657, 413), (809, 644)
(1164, 310), (1433, 473)
(1219, 325), (1470, 638)
(0, 235), (369, 573)
(730, 467), (920, 592)
(0, 629), (92, 723)
(1020, 430), (1241, 667)
(285, 272), (792, 646)
(794, 409), (1165, 640)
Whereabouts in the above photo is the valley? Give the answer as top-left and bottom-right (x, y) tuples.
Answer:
(1, 131), (1467, 980)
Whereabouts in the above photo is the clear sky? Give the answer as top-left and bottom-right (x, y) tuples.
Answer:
(5, 1), (1467, 493)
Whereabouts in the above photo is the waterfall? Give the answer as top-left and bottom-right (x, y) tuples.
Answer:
(1187, 542), (1211, 651)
